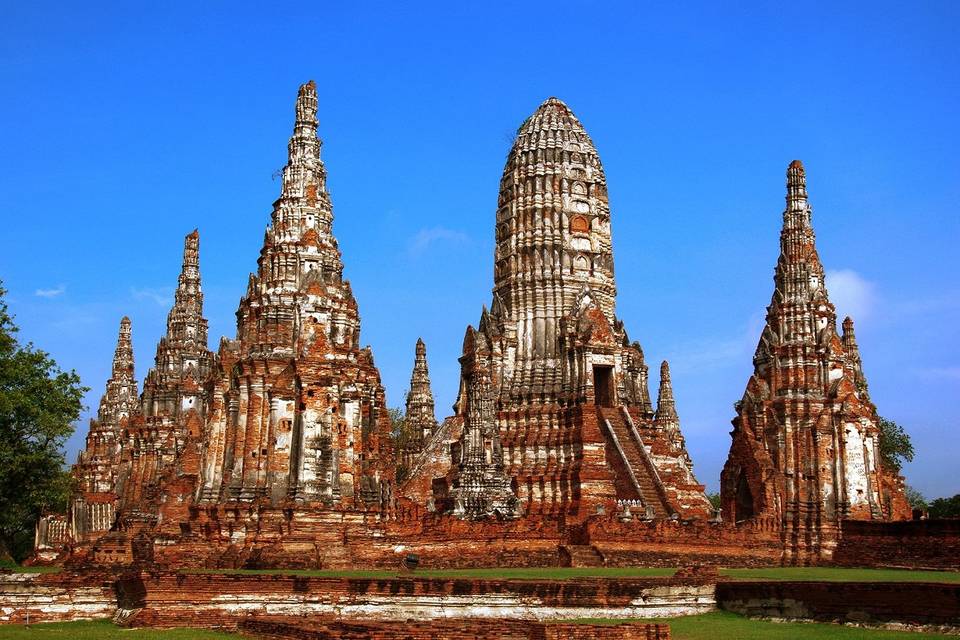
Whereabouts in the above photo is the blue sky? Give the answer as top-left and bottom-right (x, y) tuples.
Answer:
(1, 2), (957, 498)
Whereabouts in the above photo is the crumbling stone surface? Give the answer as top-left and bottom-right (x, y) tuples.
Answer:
(0, 571), (116, 624)
(719, 161), (910, 565)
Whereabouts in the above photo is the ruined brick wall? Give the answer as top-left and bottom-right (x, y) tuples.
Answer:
(586, 517), (782, 567)
(834, 519), (960, 570)
(122, 572), (714, 628)
(239, 618), (671, 640)
(0, 572), (116, 624)
(717, 580), (960, 627)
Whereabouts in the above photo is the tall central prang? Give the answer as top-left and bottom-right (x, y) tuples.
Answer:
(435, 98), (712, 522)
(492, 98), (618, 404)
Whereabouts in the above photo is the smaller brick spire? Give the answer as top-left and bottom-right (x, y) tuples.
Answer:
(141, 229), (213, 420)
(405, 337), (438, 444)
(167, 229), (207, 347)
(842, 315), (857, 346)
(654, 360), (678, 424)
(99, 316), (138, 428)
(842, 316), (870, 400)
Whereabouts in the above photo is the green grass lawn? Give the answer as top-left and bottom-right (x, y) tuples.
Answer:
(183, 565), (960, 583)
(650, 611), (953, 639)
(0, 619), (237, 639)
(0, 562), (61, 574)
(722, 567), (960, 583)
(1, 613), (952, 639)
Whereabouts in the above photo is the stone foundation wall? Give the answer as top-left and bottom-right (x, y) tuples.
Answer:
(123, 573), (716, 628)
(716, 580), (960, 627)
(130, 508), (787, 571)
(0, 572), (116, 624)
(239, 618), (672, 639)
(588, 518), (783, 567)
(834, 519), (960, 570)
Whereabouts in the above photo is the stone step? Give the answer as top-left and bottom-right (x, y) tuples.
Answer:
(561, 544), (605, 567)
(600, 408), (669, 519)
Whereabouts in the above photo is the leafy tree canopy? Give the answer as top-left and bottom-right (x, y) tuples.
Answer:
(0, 282), (87, 561)
(905, 485), (927, 509)
(877, 416), (914, 473)
(928, 494), (960, 520)
(388, 405), (413, 485)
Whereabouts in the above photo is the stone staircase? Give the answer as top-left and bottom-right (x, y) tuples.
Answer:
(599, 408), (670, 519)
(561, 544), (605, 567)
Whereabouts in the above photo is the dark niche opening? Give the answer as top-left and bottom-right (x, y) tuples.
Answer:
(593, 365), (614, 407)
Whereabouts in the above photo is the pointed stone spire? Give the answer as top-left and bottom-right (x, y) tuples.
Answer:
(654, 360), (678, 424)
(786, 159), (809, 211)
(142, 230), (213, 419)
(71, 317), (135, 529)
(201, 81), (393, 507)
(405, 338), (439, 444)
(167, 229), (208, 347)
(771, 160), (833, 346)
(452, 368), (519, 519)
(98, 316), (138, 428)
(281, 80), (325, 202)
(235, 80), (349, 354)
(842, 316), (870, 399)
(721, 161), (902, 563)
(841, 315), (857, 348)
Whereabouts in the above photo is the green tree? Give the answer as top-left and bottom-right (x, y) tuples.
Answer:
(0, 283), (86, 562)
(707, 492), (721, 512)
(905, 485), (927, 510)
(388, 406), (411, 485)
(877, 416), (914, 473)
(927, 494), (960, 519)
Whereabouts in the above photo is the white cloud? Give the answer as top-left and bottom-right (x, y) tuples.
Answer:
(131, 287), (173, 307)
(35, 284), (66, 298)
(825, 269), (875, 322)
(912, 366), (960, 381)
(407, 227), (469, 257)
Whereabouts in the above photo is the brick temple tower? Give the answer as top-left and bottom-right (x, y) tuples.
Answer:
(71, 317), (139, 541)
(140, 229), (212, 423)
(196, 81), (394, 509)
(115, 230), (214, 522)
(406, 339), (439, 446)
(435, 98), (711, 521)
(720, 160), (909, 563)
